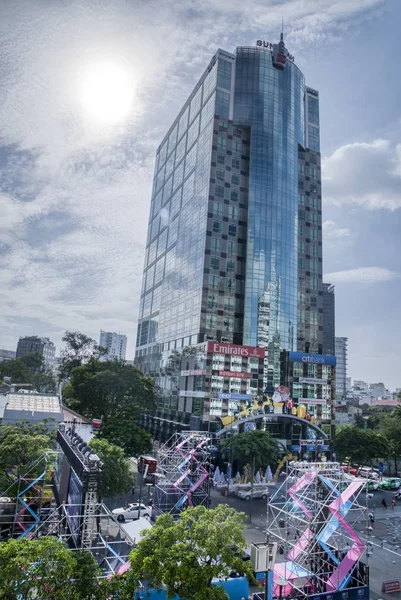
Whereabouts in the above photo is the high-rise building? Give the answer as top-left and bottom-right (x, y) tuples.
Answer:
(135, 37), (326, 435)
(99, 331), (127, 361)
(16, 336), (56, 370)
(322, 283), (335, 355)
(335, 337), (348, 403)
(0, 349), (16, 362)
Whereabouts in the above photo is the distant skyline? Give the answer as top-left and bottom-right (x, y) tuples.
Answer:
(1, 0), (401, 388)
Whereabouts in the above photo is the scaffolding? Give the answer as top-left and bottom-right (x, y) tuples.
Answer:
(153, 431), (212, 518)
(267, 461), (369, 598)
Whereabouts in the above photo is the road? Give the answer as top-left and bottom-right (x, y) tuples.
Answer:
(105, 477), (401, 600)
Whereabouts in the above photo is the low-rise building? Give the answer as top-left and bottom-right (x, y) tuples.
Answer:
(0, 349), (16, 362)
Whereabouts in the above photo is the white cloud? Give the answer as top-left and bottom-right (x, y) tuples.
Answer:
(323, 220), (352, 240)
(324, 267), (400, 284)
(0, 0), (387, 356)
(322, 139), (401, 210)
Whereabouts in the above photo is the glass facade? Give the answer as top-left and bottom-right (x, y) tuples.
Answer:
(233, 46), (305, 392)
(135, 40), (326, 436)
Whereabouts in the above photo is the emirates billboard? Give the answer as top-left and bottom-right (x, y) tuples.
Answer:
(207, 341), (265, 359)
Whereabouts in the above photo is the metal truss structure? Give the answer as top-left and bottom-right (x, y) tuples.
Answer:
(267, 461), (369, 598)
(153, 431), (212, 518)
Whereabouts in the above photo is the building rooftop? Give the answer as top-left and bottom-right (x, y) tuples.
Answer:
(6, 392), (61, 413)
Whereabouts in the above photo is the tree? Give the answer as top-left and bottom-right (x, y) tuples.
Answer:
(220, 429), (279, 473)
(354, 414), (365, 429)
(58, 331), (104, 381)
(98, 418), (152, 457)
(114, 504), (254, 600)
(381, 413), (401, 475)
(0, 353), (56, 393)
(0, 538), (104, 599)
(89, 438), (133, 499)
(63, 359), (155, 421)
(333, 425), (389, 464)
(0, 424), (52, 476)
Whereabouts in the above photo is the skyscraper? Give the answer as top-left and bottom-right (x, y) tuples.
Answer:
(16, 336), (56, 370)
(99, 331), (127, 361)
(135, 37), (324, 435)
(335, 337), (348, 403)
(322, 283), (335, 355)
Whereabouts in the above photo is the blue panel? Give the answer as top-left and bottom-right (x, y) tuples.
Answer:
(289, 351), (337, 366)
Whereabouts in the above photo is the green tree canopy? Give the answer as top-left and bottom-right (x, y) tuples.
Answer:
(381, 412), (401, 474)
(64, 358), (155, 421)
(220, 429), (279, 472)
(0, 424), (52, 475)
(98, 417), (152, 457)
(58, 330), (104, 381)
(0, 353), (56, 393)
(333, 425), (389, 464)
(89, 438), (133, 499)
(114, 504), (254, 600)
(0, 538), (104, 599)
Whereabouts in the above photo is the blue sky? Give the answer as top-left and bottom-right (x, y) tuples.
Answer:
(0, 0), (400, 389)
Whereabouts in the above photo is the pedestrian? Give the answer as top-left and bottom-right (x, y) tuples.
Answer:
(131, 484), (136, 496)
(391, 498), (396, 509)
(381, 498), (387, 509)
(368, 511), (375, 525)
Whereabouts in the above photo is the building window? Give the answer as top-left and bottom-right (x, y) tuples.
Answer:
(211, 237), (222, 252)
(213, 201), (223, 216)
(207, 294), (218, 308)
(225, 278), (234, 291)
(224, 296), (235, 311)
(232, 141), (241, 153)
(228, 206), (238, 219)
(217, 136), (227, 149)
(216, 169), (225, 181)
(210, 256), (220, 270)
(219, 120), (228, 131)
(208, 275), (220, 289)
(213, 220), (222, 233)
(231, 173), (240, 185)
(226, 259), (235, 271)
(227, 240), (237, 253)
(232, 157), (240, 169)
(230, 190), (239, 202)
(206, 314), (217, 329)
(215, 185), (224, 198)
(299, 194), (305, 205)
(228, 224), (237, 236)
(217, 152), (225, 164)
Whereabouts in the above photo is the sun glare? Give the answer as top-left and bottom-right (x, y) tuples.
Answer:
(79, 62), (135, 124)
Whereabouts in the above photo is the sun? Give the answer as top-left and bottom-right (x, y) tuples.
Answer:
(79, 61), (135, 124)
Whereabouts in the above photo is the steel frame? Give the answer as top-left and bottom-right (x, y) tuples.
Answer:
(267, 461), (369, 598)
(153, 431), (211, 517)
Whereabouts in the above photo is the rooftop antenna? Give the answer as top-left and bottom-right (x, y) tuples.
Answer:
(281, 16), (284, 42)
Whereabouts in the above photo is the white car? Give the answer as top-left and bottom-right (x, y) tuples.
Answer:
(237, 487), (269, 501)
(112, 503), (151, 522)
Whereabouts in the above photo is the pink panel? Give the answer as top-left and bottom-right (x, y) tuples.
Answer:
(287, 528), (313, 560)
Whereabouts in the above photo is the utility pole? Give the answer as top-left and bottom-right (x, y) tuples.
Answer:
(249, 455), (255, 524)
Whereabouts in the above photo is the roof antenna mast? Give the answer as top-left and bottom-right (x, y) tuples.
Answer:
(281, 15), (284, 42)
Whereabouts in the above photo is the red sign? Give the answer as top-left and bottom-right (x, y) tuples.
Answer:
(207, 341), (265, 359)
(382, 580), (401, 594)
(218, 371), (253, 379)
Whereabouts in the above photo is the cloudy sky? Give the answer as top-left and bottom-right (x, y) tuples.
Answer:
(1, 0), (400, 388)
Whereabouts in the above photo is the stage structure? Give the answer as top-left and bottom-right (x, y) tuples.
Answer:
(267, 461), (370, 600)
(152, 431), (212, 518)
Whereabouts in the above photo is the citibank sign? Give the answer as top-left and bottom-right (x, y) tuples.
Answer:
(289, 351), (336, 367)
(207, 341), (265, 359)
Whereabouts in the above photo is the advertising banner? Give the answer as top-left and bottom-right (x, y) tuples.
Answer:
(179, 390), (206, 398)
(298, 398), (327, 405)
(207, 341), (265, 359)
(218, 370), (253, 378)
(216, 393), (252, 400)
(289, 351), (336, 366)
(299, 377), (328, 385)
(180, 369), (206, 376)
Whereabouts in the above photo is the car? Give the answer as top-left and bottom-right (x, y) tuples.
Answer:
(379, 478), (401, 491)
(112, 503), (151, 522)
(362, 479), (379, 491)
(237, 487), (269, 501)
(357, 467), (379, 480)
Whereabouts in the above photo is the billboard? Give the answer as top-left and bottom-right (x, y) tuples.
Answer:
(289, 351), (336, 366)
(54, 447), (71, 506)
(207, 341), (265, 359)
(66, 468), (84, 546)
